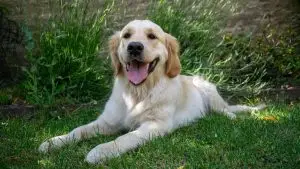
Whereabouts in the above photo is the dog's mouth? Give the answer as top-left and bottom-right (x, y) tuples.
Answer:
(125, 57), (159, 85)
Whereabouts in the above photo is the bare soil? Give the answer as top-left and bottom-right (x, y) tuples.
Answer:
(225, 0), (300, 34)
(1, 0), (299, 34)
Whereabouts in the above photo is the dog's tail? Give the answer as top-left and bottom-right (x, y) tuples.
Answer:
(192, 76), (267, 118)
(228, 104), (267, 113)
(213, 103), (267, 119)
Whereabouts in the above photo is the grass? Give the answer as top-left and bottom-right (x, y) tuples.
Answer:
(149, 0), (269, 99)
(1, 0), (299, 168)
(1, 103), (300, 168)
(20, 0), (275, 106)
(22, 0), (114, 105)
(18, 0), (299, 106)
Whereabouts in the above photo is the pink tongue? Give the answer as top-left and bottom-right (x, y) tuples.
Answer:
(126, 62), (149, 85)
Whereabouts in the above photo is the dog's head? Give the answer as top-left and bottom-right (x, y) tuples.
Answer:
(109, 20), (181, 86)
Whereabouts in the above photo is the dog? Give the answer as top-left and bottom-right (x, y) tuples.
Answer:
(39, 20), (266, 164)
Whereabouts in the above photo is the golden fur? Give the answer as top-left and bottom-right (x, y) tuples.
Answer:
(39, 20), (266, 164)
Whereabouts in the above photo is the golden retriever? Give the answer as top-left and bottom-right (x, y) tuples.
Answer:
(39, 20), (266, 164)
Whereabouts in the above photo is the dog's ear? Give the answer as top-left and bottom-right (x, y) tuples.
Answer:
(165, 33), (181, 78)
(109, 31), (122, 75)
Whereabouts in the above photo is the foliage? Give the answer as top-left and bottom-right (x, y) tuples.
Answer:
(255, 26), (300, 85)
(22, 1), (114, 105)
(0, 93), (11, 105)
(149, 0), (269, 99)
(1, 0), (300, 168)
(20, 0), (299, 105)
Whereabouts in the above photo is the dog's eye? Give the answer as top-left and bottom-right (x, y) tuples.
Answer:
(148, 33), (157, 40)
(123, 33), (131, 39)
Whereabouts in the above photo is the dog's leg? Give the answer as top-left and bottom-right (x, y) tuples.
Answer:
(206, 89), (237, 119)
(38, 117), (122, 153)
(85, 120), (172, 164)
(39, 98), (125, 153)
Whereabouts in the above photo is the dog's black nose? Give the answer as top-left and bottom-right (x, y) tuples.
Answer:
(127, 42), (144, 56)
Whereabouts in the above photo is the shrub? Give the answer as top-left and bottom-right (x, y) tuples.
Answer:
(0, 93), (11, 105)
(255, 26), (300, 86)
(149, 0), (269, 99)
(23, 1), (114, 105)
(21, 0), (298, 105)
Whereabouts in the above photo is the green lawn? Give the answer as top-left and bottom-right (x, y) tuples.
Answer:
(1, 0), (299, 168)
(1, 103), (300, 169)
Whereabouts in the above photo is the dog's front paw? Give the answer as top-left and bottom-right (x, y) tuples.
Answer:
(85, 149), (101, 164)
(38, 140), (52, 153)
(85, 142), (120, 164)
(38, 135), (68, 153)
